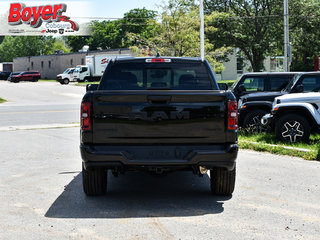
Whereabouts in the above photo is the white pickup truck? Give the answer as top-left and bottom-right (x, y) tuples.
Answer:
(262, 92), (320, 142)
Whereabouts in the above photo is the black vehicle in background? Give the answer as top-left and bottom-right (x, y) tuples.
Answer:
(238, 72), (320, 130)
(80, 57), (238, 196)
(229, 72), (300, 100)
(0, 71), (11, 80)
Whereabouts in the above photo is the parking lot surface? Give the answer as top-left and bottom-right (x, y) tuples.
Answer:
(0, 82), (319, 239)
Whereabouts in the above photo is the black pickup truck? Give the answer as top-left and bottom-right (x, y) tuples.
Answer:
(80, 57), (238, 196)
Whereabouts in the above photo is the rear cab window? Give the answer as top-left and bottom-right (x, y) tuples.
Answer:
(99, 60), (215, 90)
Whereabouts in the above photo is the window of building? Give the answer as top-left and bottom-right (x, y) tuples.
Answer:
(236, 57), (244, 74)
(31, 62), (33, 69)
(48, 61), (51, 68)
(41, 61), (44, 68)
(81, 58), (85, 65)
(70, 59), (73, 66)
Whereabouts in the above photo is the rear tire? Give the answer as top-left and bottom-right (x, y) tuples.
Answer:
(82, 163), (108, 196)
(210, 166), (236, 196)
(275, 114), (310, 143)
(63, 78), (69, 84)
(243, 110), (268, 132)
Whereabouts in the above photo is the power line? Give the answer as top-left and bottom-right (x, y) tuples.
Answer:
(71, 14), (320, 21)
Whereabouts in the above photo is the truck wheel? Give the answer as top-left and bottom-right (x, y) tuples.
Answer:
(63, 78), (69, 84)
(210, 166), (236, 196)
(84, 77), (89, 82)
(275, 114), (310, 143)
(243, 110), (268, 132)
(82, 163), (108, 196)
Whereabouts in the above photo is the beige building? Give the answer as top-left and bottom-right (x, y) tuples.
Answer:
(215, 49), (272, 81)
(13, 48), (273, 81)
(13, 49), (132, 79)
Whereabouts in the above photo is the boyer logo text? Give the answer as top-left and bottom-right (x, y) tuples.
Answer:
(8, 3), (79, 33)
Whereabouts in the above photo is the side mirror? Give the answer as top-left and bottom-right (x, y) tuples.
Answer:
(237, 84), (246, 94)
(295, 84), (304, 93)
(218, 83), (228, 90)
(86, 84), (99, 92)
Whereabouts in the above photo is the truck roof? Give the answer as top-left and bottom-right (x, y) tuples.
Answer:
(112, 56), (203, 63)
(241, 71), (303, 76)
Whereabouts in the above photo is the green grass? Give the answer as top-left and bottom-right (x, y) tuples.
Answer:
(76, 82), (100, 86)
(39, 79), (57, 82)
(217, 80), (235, 87)
(0, 97), (7, 103)
(239, 131), (320, 160)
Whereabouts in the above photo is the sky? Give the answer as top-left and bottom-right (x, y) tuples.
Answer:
(85, 0), (168, 19)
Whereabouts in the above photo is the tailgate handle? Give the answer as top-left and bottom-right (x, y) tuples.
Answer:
(147, 95), (172, 104)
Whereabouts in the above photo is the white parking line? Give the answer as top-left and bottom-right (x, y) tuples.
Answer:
(52, 90), (83, 98)
(0, 123), (80, 131)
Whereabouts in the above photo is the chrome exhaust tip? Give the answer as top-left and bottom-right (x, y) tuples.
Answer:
(199, 166), (208, 175)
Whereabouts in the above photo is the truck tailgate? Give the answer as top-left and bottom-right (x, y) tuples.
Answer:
(91, 90), (232, 144)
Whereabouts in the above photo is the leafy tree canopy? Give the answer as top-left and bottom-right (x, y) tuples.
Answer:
(0, 36), (70, 62)
(205, 0), (283, 72)
(130, 0), (230, 72)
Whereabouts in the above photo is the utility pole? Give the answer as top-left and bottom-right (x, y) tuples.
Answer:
(200, 0), (205, 61)
(284, 0), (290, 71)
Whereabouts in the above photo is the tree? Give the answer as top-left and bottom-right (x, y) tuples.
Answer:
(288, 0), (320, 71)
(87, 20), (124, 50)
(130, 0), (229, 72)
(122, 8), (157, 45)
(84, 8), (157, 51)
(0, 36), (71, 62)
(205, 0), (282, 72)
(45, 38), (71, 55)
(65, 36), (90, 52)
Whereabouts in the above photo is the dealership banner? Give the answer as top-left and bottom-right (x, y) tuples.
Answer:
(0, 1), (92, 35)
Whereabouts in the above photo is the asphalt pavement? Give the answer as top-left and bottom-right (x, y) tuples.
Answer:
(0, 81), (84, 128)
(0, 81), (319, 240)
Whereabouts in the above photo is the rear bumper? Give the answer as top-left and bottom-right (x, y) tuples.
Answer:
(80, 143), (238, 171)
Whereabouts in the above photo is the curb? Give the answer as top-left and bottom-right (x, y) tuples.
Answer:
(239, 140), (313, 152)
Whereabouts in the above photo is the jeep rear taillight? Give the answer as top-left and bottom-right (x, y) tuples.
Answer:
(228, 100), (238, 130)
(81, 102), (91, 130)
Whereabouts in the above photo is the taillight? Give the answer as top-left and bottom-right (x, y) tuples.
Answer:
(145, 58), (171, 63)
(228, 100), (238, 130)
(81, 102), (91, 130)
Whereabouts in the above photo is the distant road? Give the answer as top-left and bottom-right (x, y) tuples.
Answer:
(0, 81), (85, 127)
